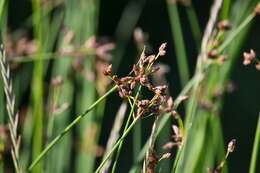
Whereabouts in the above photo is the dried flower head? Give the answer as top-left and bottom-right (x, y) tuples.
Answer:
(159, 43), (167, 56)
(243, 49), (256, 65)
(227, 139), (236, 153)
(105, 44), (169, 118)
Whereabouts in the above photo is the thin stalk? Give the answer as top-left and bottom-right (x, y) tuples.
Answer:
(31, 0), (44, 172)
(133, 120), (141, 162)
(167, 2), (190, 87)
(249, 114), (260, 173)
(111, 85), (142, 173)
(28, 85), (117, 171)
(95, 116), (140, 173)
(129, 74), (202, 171)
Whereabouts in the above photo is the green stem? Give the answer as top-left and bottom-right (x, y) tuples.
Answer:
(32, 0), (43, 172)
(133, 121), (141, 161)
(249, 114), (260, 173)
(129, 74), (201, 171)
(95, 116), (140, 173)
(111, 85), (142, 173)
(28, 85), (117, 171)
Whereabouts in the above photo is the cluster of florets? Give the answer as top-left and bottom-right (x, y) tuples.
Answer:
(103, 43), (172, 118)
(243, 49), (260, 70)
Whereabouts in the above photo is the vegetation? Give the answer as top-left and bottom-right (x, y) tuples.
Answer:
(0, 0), (259, 173)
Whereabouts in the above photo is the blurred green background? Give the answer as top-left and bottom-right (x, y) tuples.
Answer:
(0, 0), (260, 172)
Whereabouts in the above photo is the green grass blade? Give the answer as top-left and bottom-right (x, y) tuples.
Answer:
(31, 0), (44, 172)
(28, 86), (117, 172)
(167, 2), (190, 87)
(249, 114), (260, 173)
(221, 0), (231, 19)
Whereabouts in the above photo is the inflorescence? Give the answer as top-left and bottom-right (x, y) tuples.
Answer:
(103, 43), (176, 118)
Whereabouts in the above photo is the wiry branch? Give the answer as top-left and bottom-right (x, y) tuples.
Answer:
(201, 0), (223, 61)
(0, 45), (22, 173)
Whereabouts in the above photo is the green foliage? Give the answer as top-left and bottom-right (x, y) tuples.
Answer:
(0, 0), (259, 173)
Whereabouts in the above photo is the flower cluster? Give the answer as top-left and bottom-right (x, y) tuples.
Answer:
(243, 49), (260, 70)
(207, 20), (231, 64)
(104, 43), (169, 118)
